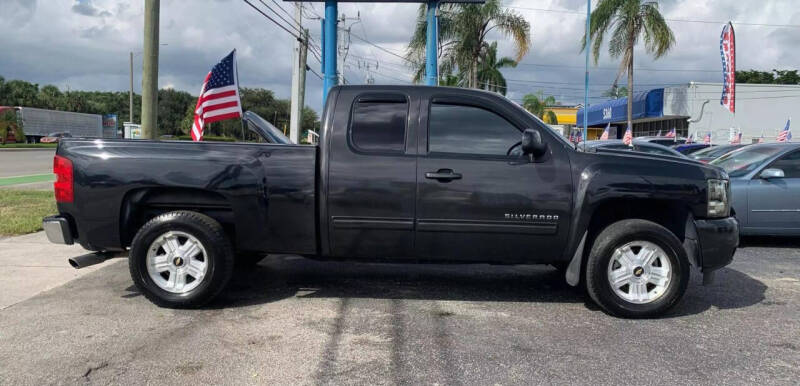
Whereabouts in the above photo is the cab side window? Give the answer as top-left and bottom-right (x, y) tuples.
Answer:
(769, 151), (800, 178)
(428, 103), (520, 156)
(350, 97), (408, 153)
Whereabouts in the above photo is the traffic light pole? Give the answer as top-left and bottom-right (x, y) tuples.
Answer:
(425, 1), (439, 86)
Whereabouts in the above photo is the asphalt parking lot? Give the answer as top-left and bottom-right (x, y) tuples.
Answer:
(1, 237), (798, 385)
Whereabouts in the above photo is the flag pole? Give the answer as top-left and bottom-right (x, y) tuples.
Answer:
(233, 49), (245, 142)
(583, 0), (591, 149)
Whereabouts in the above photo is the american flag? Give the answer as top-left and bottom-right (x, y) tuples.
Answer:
(665, 128), (676, 138)
(600, 122), (610, 140)
(687, 132), (695, 143)
(730, 132), (742, 144)
(777, 119), (792, 142)
(622, 124), (633, 146)
(704, 132), (712, 144)
(192, 50), (242, 141)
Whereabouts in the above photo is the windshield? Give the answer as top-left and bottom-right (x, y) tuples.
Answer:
(710, 146), (784, 177)
(243, 111), (292, 144)
(691, 145), (741, 159)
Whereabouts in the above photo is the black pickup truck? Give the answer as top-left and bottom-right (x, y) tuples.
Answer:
(43, 86), (738, 318)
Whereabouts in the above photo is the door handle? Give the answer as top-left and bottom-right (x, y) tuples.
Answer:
(425, 169), (462, 181)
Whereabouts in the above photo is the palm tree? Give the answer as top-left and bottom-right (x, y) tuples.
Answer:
(477, 42), (517, 95)
(522, 92), (558, 124)
(581, 0), (674, 130)
(406, 0), (530, 88)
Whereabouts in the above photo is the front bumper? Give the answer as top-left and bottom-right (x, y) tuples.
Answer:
(693, 216), (739, 272)
(43, 215), (74, 245)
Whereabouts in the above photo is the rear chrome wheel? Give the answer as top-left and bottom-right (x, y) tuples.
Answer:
(606, 241), (672, 304)
(130, 211), (234, 308)
(146, 231), (208, 294)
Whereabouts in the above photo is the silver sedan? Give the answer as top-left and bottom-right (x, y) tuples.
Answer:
(711, 143), (800, 236)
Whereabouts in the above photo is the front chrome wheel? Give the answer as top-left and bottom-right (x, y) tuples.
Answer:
(146, 231), (208, 294)
(606, 240), (672, 304)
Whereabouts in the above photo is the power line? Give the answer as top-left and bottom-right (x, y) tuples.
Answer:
(349, 32), (418, 64)
(504, 4), (800, 28)
(257, 0), (304, 36)
(516, 62), (720, 73)
(242, 0), (302, 40)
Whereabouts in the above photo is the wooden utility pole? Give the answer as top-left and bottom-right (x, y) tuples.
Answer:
(141, 0), (160, 139)
(289, 3), (304, 144)
(129, 51), (134, 123)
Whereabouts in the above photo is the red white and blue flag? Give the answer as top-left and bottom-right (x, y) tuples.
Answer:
(665, 128), (676, 138)
(622, 124), (633, 146)
(687, 132), (695, 143)
(600, 122), (610, 140)
(704, 132), (712, 144)
(777, 119), (792, 142)
(720, 22), (736, 113)
(192, 50), (242, 141)
(730, 132), (742, 144)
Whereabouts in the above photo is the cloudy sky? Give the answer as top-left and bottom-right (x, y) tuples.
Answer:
(2, 0), (798, 113)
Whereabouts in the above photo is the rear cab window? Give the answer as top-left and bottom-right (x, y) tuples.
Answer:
(349, 95), (409, 153)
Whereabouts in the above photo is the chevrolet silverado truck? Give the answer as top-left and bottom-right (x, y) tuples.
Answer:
(42, 86), (738, 318)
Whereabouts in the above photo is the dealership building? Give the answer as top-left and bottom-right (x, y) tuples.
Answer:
(575, 82), (799, 143)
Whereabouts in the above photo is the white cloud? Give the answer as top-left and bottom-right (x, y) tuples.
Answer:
(1, 0), (797, 114)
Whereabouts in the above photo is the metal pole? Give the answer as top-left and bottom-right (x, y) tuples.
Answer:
(289, 3), (303, 144)
(583, 0), (590, 144)
(141, 0), (160, 139)
(129, 51), (134, 123)
(322, 1), (338, 104)
(425, 1), (439, 86)
(298, 28), (309, 139)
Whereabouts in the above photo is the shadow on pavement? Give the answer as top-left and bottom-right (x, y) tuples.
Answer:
(195, 256), (767, 317)
(739, 235), (800, 249)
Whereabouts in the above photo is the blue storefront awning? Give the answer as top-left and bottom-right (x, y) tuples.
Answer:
(576, 88), (664, 126)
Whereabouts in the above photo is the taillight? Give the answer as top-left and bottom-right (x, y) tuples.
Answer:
(53, 155), (73, 203)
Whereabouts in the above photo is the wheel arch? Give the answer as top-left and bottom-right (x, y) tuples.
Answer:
(120, 187), (235, 249)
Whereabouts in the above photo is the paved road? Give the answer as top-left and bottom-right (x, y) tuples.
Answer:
(0, 238), (798, 385)
(0, 149), (54, 177)
(0, 149), (55, 189)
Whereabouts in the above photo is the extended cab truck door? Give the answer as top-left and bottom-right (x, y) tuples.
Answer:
(326, 89), (419, 259)
(415, 93), (573, 263)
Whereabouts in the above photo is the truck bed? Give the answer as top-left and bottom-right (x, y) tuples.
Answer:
(56, 138), (317, 254)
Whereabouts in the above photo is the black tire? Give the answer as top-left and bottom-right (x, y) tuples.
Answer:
(585, 219), (690, 318)
(129, 211), (234, 308)
(235, 252), (267, 268)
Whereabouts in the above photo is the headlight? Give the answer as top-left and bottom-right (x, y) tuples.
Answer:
(707, 179), (730, 218)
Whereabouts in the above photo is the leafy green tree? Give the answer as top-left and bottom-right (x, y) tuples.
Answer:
(602, 85), (628, 99)
(774, 70), (800, 84)
(581, 0), (675, 130)
(406, 0), (530, 88)
(522, 92), (558, 124)
(477, 42), (517, 95)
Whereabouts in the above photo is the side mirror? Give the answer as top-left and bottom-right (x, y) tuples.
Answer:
(521, 129), (547, 158)
(760, 168), (785, 179)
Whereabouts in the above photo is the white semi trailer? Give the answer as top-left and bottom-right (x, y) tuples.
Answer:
(16, 107), (102, 143)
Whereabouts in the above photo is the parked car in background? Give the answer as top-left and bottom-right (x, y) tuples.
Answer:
(636, 136), (687, 146)
(583, 139), (688, 158)
(673, 143), (711, 155)
(40, 132), (72, 143)
(711, 143), (800, 236)
(690, 144), (747, 163)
